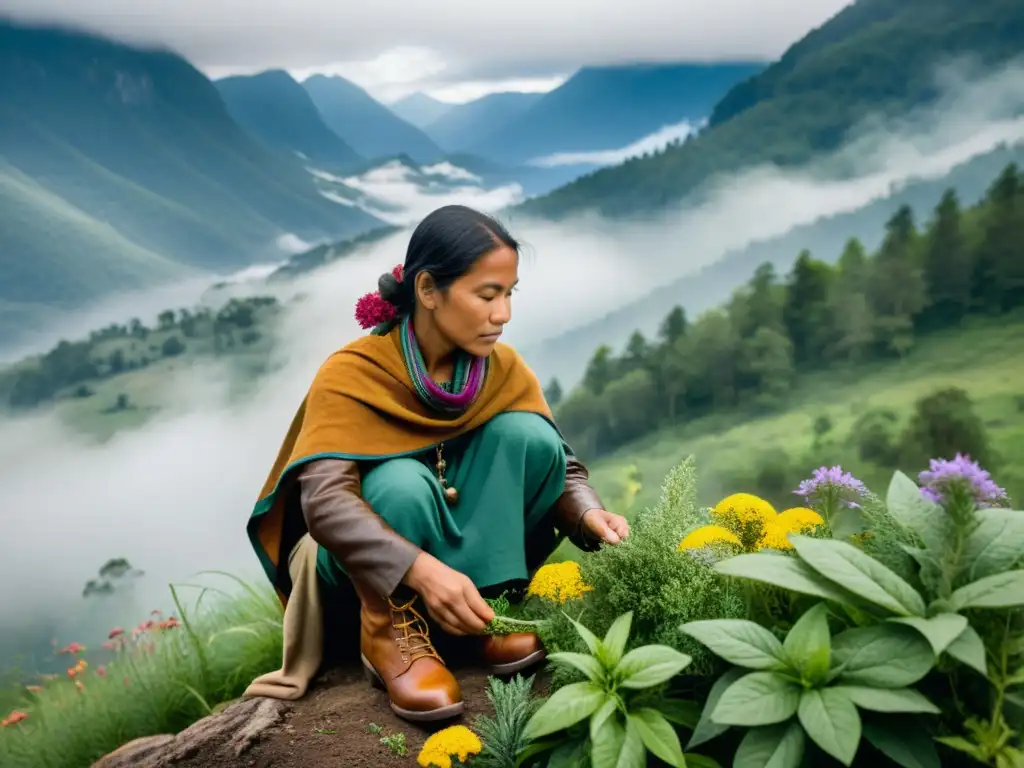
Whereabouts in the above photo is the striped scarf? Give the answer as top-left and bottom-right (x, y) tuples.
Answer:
(399, 315), (488, 415)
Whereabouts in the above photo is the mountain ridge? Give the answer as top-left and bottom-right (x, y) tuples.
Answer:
(215, 69), (364, 170)
(303, 74), (445, 163)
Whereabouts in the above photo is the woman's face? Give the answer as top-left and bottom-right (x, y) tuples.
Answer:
(418, 244), (519, 357)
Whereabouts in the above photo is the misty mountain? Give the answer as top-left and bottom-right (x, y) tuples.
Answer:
(303, 75), (445, 163)
(215, 69), (364, 170)
(0, 20), (384, 342)
(521, 141), (1024, 389)
(465, 63), (764, 166)
(520, 0), (1024, 219)
(390, 92), (453, 129)
(424, 91), (544, 152)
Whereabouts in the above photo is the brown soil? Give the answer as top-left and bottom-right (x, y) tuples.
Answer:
(92, 655), (548, 768)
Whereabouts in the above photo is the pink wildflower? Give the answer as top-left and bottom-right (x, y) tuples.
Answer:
(354, 263), (404, 329)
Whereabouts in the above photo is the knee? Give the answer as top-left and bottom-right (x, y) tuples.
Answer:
(483, 412), (563, 460)
(361, 458), (435, 512)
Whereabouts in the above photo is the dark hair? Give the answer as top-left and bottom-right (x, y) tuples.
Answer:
(378, 205), (519, 314)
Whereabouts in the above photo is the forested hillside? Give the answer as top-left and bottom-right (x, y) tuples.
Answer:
(518, 0), (1024, 219)
(552, 162), (1024, 457)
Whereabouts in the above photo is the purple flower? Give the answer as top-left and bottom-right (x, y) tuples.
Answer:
(795, 465), (869, 510)
(918, 454), (1008, 509)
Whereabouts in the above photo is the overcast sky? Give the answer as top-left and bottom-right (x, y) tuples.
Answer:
(3, 0), (853, 102)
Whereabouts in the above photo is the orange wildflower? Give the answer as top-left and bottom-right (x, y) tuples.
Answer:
(2, 711), (28, 727)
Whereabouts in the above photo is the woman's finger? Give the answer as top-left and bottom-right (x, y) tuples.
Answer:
(449, 598), (489, 635)
(430, 607), (466, 636)
(464, 585), (496, 626)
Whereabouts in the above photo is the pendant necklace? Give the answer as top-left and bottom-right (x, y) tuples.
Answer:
(435, 442), (459, 504)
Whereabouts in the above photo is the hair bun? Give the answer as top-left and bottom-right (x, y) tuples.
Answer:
(378, 272), (402, 304)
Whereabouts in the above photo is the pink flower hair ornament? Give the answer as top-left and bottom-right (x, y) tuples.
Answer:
(355, 264), (404, 330)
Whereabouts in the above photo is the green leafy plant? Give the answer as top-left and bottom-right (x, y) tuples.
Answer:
(484, 592), (547, 636)
(519, 610), (714, 768)
(681, 603), (942, 767)
(712, 470), (1024, 765)
(538, 457), (746, 679)
(472, 674), (545, 768)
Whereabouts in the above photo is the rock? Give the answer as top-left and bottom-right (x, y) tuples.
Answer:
(91, 735), (174, 768)
(90, 697), (290, 768)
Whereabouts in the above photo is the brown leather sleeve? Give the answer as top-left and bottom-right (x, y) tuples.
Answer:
(298, 458), (421, 598)
(551, 454), (605, 552)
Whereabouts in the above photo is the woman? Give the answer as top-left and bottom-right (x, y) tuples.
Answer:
(244, 205), (630, 723)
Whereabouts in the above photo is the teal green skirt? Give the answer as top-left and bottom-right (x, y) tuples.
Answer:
(316, 411), (568, 591)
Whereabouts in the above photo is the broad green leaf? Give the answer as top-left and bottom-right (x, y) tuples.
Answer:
(547, 738), (590, 768)
(565, 612), (602, 656)
(715, 553), (858, 606)
(602, 611), (633, 667)
(657, 698), (702, 729)
(590, 716), (626, 768)
(950, 571), (1024, 611)
(944, 625), (988, 677)
(782, 603), (831, 684)
(791, 535), (926, 617)
(679, 619), (785, 670)
(890, 613), (968, 655)
(616, 644), (691, 689)
(1006, 691), (1024, 709)
(935, 736), (989, 762)
(629, 708), (686, 767)
(832, 685), (940, 714)
(686, 667), (744, 749)
(592, 716), (646, 768)
(548, 651), (606, 683)
(862, 719), (941, 768)
(516, 737), (561, 766)
(683, 755), (722, 768)
(712, 671), (801, 727)
(798, 687), (862, 766)
(885, 472), (947, 549)
(958, 509), (1024, 583)
(899, 545), (945, 596)
(733, 721), (805, 768)
(522, 681), (606, 740)
(831, 624), (935, 688)
(590, 696), (618, 744)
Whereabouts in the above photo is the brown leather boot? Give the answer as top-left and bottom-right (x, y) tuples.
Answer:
(480, 633), (546, 675)
(355, 583), (464, 722)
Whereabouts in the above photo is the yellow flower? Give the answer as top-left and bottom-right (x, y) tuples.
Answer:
(417, 725), (482, 768)
(712, 493), (777, 525)
(756, 507), (824, 551)
(709, 493), (778, 550)
(678, 525), (742, 551)
(526, 562), (593, 604)
(775, 507), (824, 531)
(758, 520), (796, 550)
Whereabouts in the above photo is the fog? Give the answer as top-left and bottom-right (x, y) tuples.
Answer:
(2, 57), (1024, 662)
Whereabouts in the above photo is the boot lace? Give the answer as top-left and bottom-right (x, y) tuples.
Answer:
(388, 597), (442, 665)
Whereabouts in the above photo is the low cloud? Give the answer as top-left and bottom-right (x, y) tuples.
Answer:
(529, 119), (701, 167)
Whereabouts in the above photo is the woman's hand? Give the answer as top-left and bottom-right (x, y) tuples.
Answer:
(581, 508), (630, 545)
(403, 552), (495, 636)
